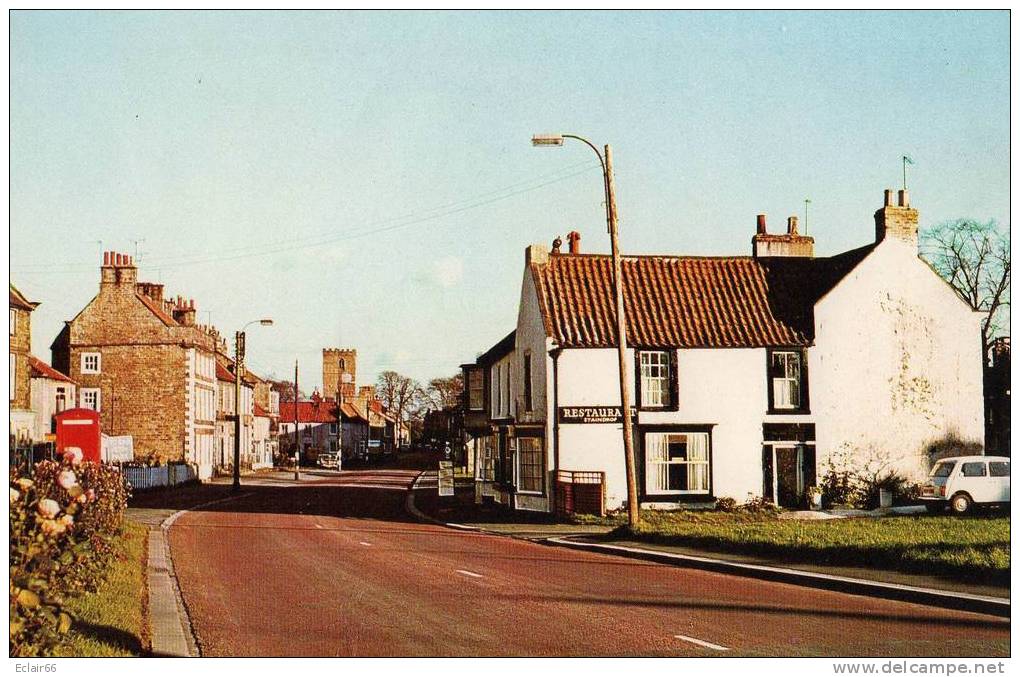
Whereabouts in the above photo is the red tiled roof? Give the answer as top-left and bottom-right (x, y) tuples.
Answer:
(136, 293), (178, 327)
(28, 355), (75, 384)
(215, 362), (237, 383)
(530, 248), (874, 349)
(279, 400), (339, 424)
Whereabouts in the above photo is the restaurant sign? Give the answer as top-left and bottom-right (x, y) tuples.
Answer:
(558, 406), (636, 424)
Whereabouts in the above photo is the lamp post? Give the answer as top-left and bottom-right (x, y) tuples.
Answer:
(233, 318), (273, 492)
(532, 133), (639, 528)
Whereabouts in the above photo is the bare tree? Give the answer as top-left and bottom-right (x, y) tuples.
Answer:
(421, 374), (464, 410)
(921, 219), (1010, 363)
(375, 371), (421, 441)
(266, 378), (305, 401)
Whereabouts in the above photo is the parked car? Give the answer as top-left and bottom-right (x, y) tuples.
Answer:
(919, 455), (1010, 514)
(316, 451), (341, 471)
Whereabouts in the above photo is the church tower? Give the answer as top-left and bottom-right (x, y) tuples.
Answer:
(322, 348), (357, 401)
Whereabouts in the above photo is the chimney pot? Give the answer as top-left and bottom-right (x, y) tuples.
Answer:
(756, 214), (767, 234)
(898, 189), (909, 208)
(567, 230), (581, 255)
(787, 215), (799, 235)
(114, 253), (121, 266)
(103, 252), (110, 266)
(884, 189), (894, 206)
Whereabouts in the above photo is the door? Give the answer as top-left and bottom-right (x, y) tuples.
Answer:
(774, 446), (803, 509)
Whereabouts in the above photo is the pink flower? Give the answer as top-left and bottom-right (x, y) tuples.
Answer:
(37, 498), (60, 519)
(40, 519), (65, 536)
(59, 514), (74, 527)
(16, 478), (34, 491)
(62, 447), (83, 466)
(10, 488), (20, 503)
(57, 470), (78, 490)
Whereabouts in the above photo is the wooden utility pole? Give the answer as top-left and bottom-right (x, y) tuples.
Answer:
(294, 359), (300, 481)
(232, 331), (245, 492)
(605, 145), (639, 528)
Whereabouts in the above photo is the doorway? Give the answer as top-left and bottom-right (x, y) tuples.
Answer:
(773, 445), (803, 509)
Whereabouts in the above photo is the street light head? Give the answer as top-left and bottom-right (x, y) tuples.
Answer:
(531, 134), (564, 147)
(259, 319), (274, 326)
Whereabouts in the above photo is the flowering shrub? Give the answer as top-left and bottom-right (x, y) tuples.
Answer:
(9, 453), (131, 656)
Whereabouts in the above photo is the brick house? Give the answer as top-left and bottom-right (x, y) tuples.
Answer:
(278, 391), (340, 464)
(51, 252), (219, 470)
(29, 355), (77, 442)
(10, 283), (40, 442)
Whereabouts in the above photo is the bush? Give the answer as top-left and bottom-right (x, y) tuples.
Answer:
(9, 452), (131, 656)
(714, 497), (738, 512)
(741, 494), (781, 514)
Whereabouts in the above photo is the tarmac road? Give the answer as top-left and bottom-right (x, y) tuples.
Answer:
(167, 469), (1009, 657)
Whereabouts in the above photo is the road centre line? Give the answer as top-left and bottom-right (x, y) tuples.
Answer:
(455, 569), (484, 578)
(674, 634), (730, 652)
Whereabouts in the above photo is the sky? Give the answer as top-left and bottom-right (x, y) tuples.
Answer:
(9, 10), (1010, 390)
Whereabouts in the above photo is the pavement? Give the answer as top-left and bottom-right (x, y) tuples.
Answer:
(136, 465), (1009, 657)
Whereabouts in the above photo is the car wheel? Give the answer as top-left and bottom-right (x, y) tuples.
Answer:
(950, 493), (972, 515)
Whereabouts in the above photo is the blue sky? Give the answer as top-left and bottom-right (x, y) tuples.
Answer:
(10, 10), (1009, 388)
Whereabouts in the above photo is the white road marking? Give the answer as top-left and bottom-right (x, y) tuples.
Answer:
(455, 569), (484, 578)
(674, 634), (730, 652)
(359, 541), (372, 546)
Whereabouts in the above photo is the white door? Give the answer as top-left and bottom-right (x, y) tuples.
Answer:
(959, 461), (993, 503)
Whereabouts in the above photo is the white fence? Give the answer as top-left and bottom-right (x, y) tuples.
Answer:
(122, 463), (198, 491)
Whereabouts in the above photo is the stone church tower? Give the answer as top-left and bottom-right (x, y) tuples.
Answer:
(322, 348), (357, 401)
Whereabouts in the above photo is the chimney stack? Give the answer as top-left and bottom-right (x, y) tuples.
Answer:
(752, 213), (814, 258)
(874, 188), (919, 247)
(525, 243), (549, 267)
(567, 230), (581, 255)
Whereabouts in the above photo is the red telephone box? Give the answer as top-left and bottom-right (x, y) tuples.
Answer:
(55, 408), (102, 464)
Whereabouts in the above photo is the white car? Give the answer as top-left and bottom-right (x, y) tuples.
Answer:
(919, 455), (1010, 514)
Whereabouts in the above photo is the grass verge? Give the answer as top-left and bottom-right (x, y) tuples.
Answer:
(54, 520), (149, 657)
(590, 511), (1009, 586)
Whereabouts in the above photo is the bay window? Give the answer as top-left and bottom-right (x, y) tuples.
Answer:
(644, 431), (710, 495)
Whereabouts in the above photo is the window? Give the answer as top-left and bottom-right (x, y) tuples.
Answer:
(81, 352), (102, 374)
(467, 369), (484, 411)
(523, 353), (533, 412)
(81, 388), (101, 412)
(516, 437), (544, 493)
(9, 354), (15, 401)
(492, 365), (502, 417)
(330, 423), (338, 435)
(931, 461), (956, 478)
(645, 432), (709, 495)
(505, 362), (512, 416)
(989, 461), (1010, 477)
(961, 462), (987, 477)
(476, 437), (495, 481)
(55, 386), (67, 413)
(9, 309), (15, 336)
(639, 351), (671, 408)
(770, 351), (804, 410)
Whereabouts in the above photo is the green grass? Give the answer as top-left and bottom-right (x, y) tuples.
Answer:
(594, 511), (1009, 586)
(54, 520), (149, 657)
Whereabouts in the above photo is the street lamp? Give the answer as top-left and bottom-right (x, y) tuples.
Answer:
(233, 318), (274, 492)
(532, 133), (640, 529)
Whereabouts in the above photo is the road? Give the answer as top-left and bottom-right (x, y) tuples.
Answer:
(167, 468), (1009, 657)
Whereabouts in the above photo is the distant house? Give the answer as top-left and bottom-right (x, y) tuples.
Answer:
(984, 337), (1010, 456)
(278, 391), (340, 464)
(10, 283), (40, 442)
(462, 189), (984, 513)
(29, 356), (77, 442)
(339, 402), (368, 461)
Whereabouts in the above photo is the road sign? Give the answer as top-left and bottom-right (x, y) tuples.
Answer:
(438, 461), (455, 497)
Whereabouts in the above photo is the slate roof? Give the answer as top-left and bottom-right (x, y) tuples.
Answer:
(135, 293), (177, 327)
(530, 246), (875, 349)
(28, 355), (75, 384)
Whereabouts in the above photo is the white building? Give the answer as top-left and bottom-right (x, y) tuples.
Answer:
(28, 355), (77, 442)
(466, 189), (984, 513)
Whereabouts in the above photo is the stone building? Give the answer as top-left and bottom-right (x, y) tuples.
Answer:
(10, 283), (40, 441)
(322, 348), (357, 401)
(51, 252), (219, 468)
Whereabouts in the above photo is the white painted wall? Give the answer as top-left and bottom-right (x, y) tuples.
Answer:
(813, 239), (985, 482)
(555, 347), (784, 509)
(30, 377), (76, 442)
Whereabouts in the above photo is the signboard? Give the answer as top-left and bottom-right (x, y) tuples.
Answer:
(558, 406), (636, 424)
(101, 434), (134, 463)
(437, 461), (455, 497)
